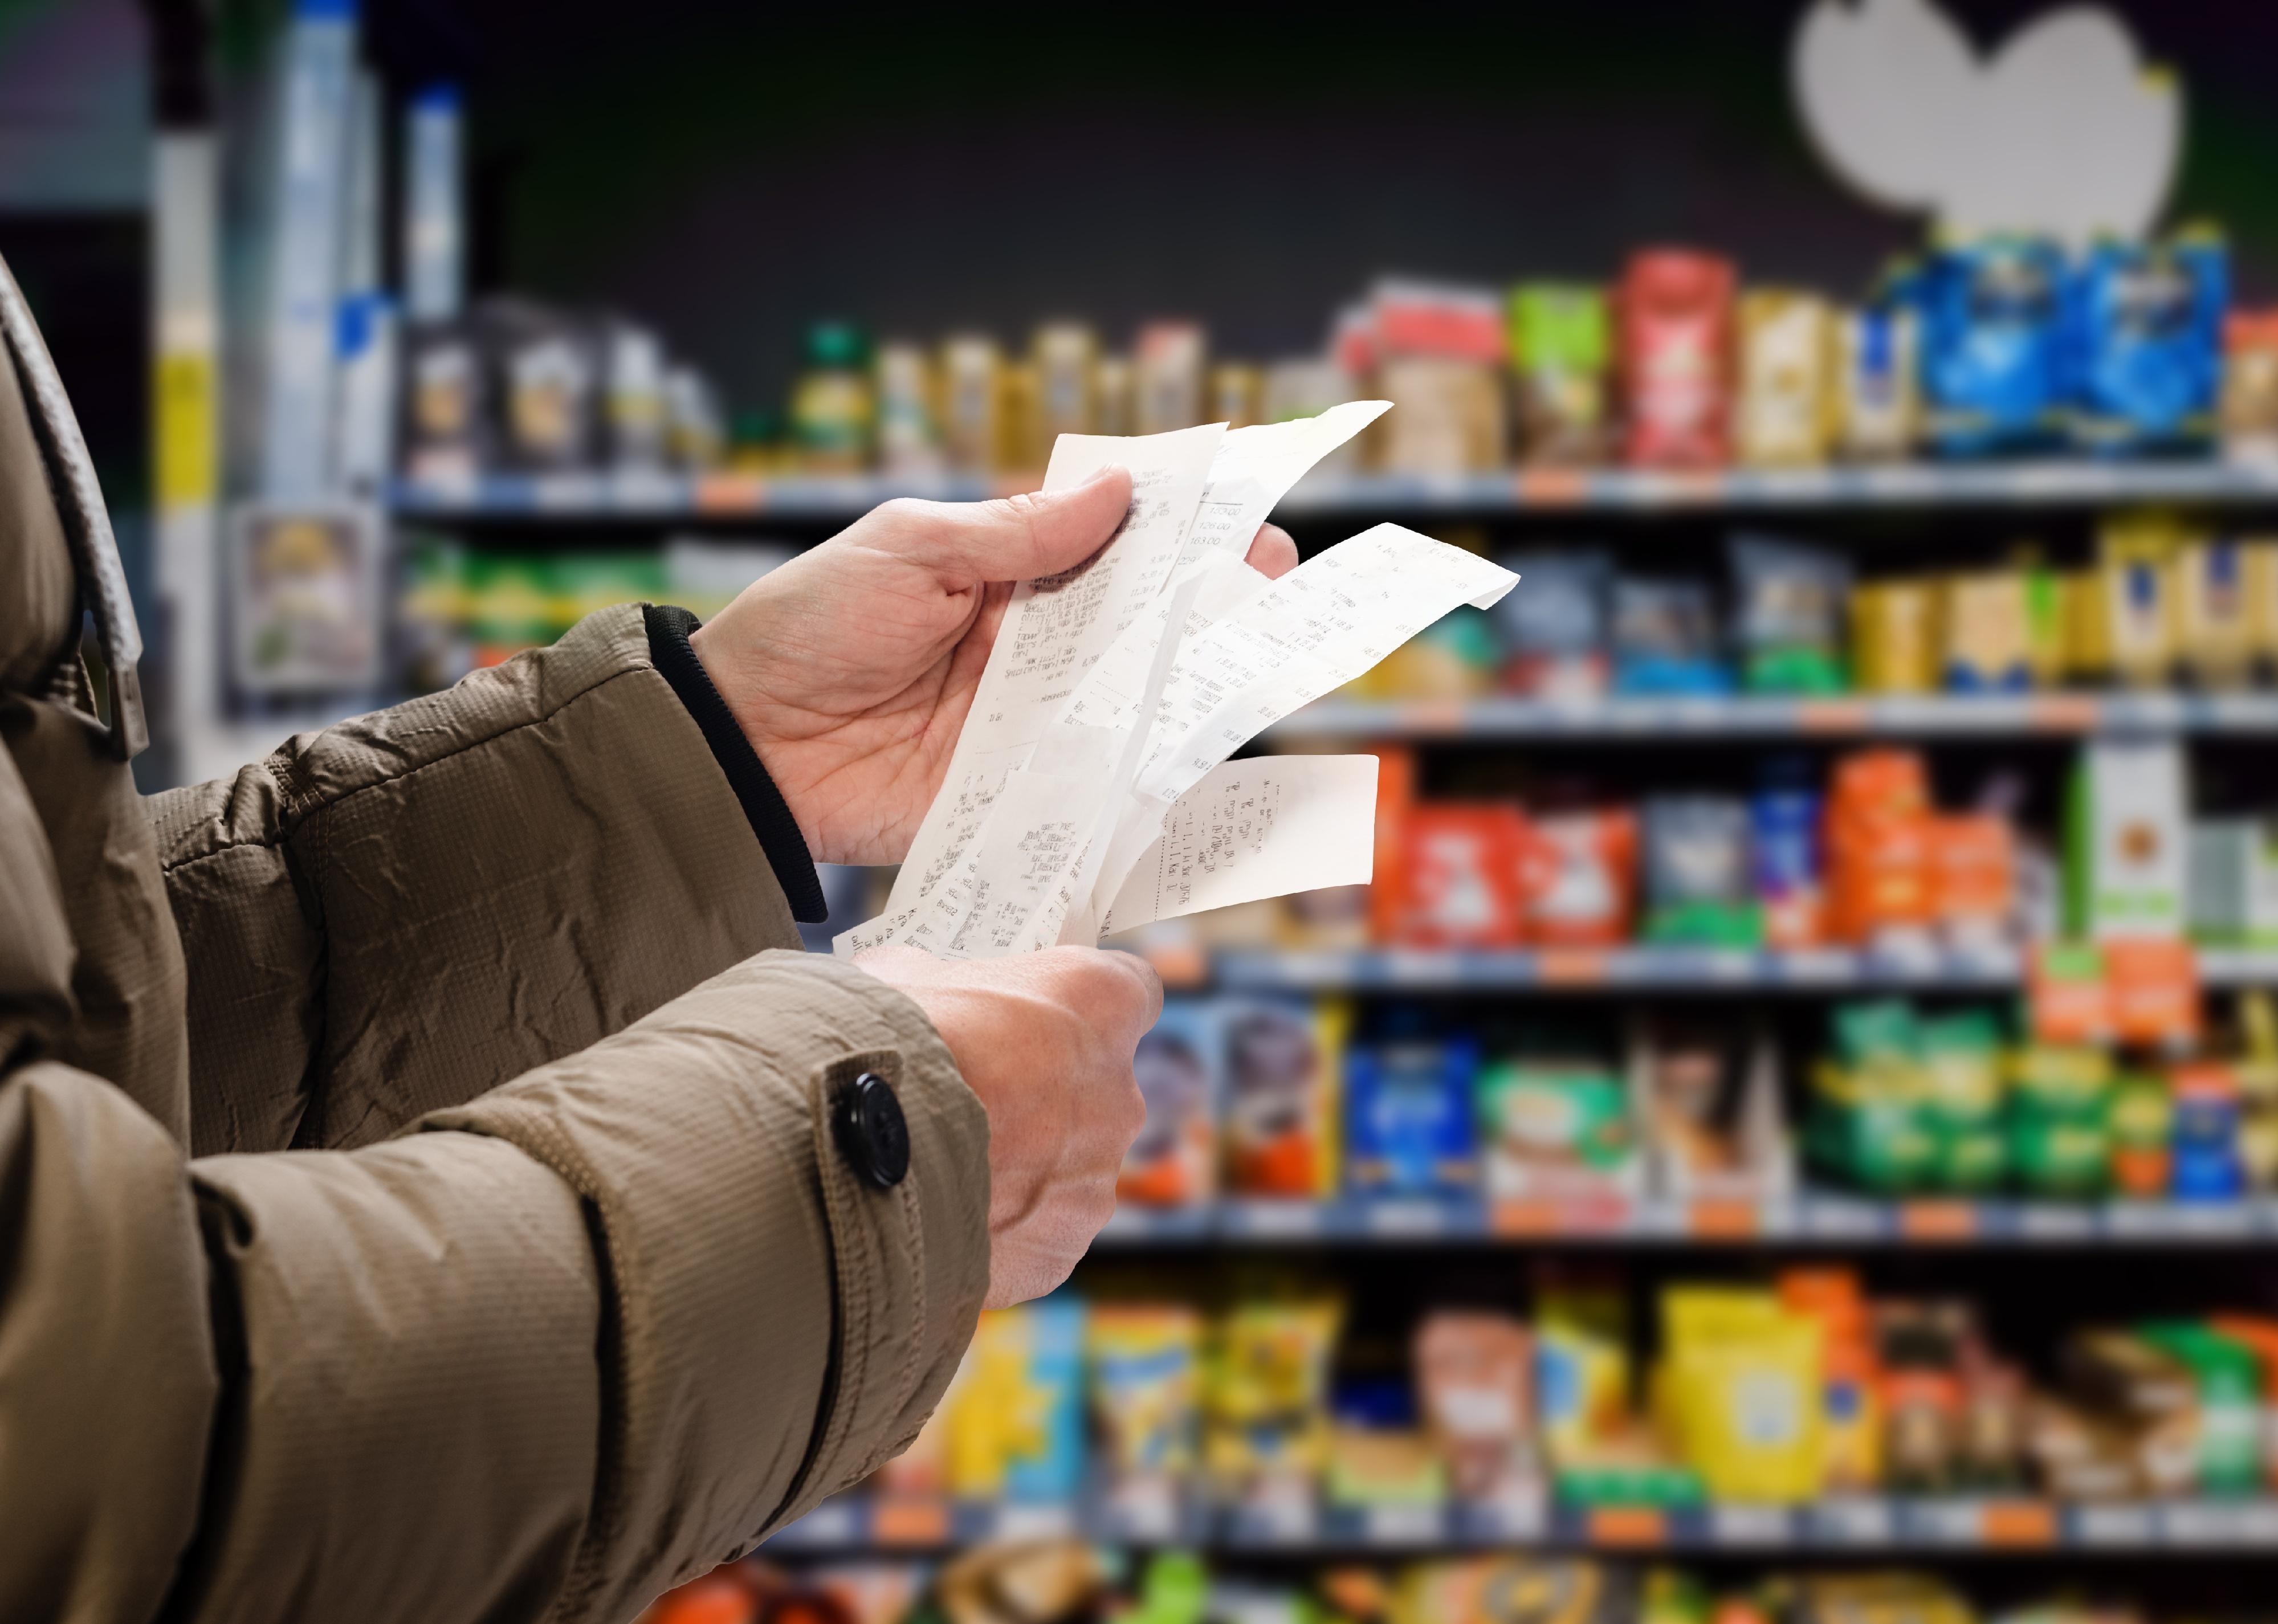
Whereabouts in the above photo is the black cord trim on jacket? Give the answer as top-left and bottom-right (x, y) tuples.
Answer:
(643, 604), (829, 924)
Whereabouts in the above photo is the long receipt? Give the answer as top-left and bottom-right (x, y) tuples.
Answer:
(836, 404), (1518, 959)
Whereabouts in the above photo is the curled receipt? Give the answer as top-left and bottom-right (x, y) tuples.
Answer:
(836, 409), (1519, 960)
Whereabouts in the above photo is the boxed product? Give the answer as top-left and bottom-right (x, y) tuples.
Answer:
(2189, 821), (2278, 948)
(2065, 740), (2187, 941)
(939, 335), (1004, 473)
(1735, 289), (1836, 467)
(2174, 538), (2257, 688)
(1835, 301), (1921, 460)
(1222, 998), (1344, 1198)
(1617, 250), (1735, 468)
(1849, 581), (1938, 694)
(1122, 999), (1221, 1206)
(1134, 321), (1206, 435)
(486, 299), (602, 471)
(1520, 809), (1638, 948)
(1478, 1051), (1641, 1202)
(1939, 572), (2033, 691)
(1033, 321), (1098, 444)
(1345, 1038), (1480, 1196)
(1379, 357), (1507, 475)
(1824, 750), (1934, 950)
(1918, 237), (2068, 457)
(1729, 534), (1850, 694)
(1415, 1311), (1538, 1503)
(875, 340), (943, 476)
(2068, 232), (2227, 457)
(2080, 515), (2183, 687)
(947, 1300), (1087, 1501)
(401, 319), (488, 482)
(2223, 308), (2278, 463)
(1752, 770), (1825, 948)
(1496, 552), (1613, 700)
(1386, 805), (1529, 948)
(1509, 284), (1612, 465)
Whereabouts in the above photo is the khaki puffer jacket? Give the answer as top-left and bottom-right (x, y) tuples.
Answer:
(0, 254), (987, 1624)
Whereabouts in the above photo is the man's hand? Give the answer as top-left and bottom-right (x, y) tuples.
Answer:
(689, 471), (1300, 866)
(855, 944), (1160, 1308)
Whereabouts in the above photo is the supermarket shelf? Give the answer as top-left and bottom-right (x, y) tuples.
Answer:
(1268, 692), (2278, 741)
(768, 1492), (2278, 1555)
(389, 459), (2278, 523)
(1096, 1194), (2278, 1247)
(1205, 945), (2278, 993)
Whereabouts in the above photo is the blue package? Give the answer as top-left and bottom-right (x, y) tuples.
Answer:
(1345, 1039), (1478, 1195)
(1612, 576), (1731, 696)
(995, 1295), (1089, 1501)
(1920, 238), (2068, 458)
(2068, 234), (2227, 456)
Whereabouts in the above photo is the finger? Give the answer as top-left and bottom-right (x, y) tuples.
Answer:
(1094, 947), (1166, 1033)
(1244, 522), (1299, 581)
(885, 464), (1135, 587)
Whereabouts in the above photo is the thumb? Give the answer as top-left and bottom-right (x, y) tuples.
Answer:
(902, 464), (1135, 586)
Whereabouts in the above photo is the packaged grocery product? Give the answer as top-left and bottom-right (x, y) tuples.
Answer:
(1520, 809), (1639, 948)
(1735, 289), (1836, 467)
(1211, 364), (1264, 432)
(805, 1565), (927, 1624)
(931, 1540), (1107, 1624)
(874, 341), (942, 476)
(1808, 1002), (1934, 1195)
(2106, 1072), (2174, 1197)
(480, 301), (599, 472)
(1534, 1276), (1631, 1466)
(2187, 820), (2278, 948)
(1093, 354), (1135, 438)
(1222, 998), (1343, 1198)
(2022, 565), (2071, 687)
(939, 336), (1003, 474)
(1415, 1311), (1538, 1503)
(1388, 806), (1528, 948)
(1849, 582), (1938, 695)
(1729, 535), (1851, 695)
(1327, 1423), (1445, 1511)
(1635, 1017), (1788, 1197)
(1918, 237), (2067, 458)
(1496, 552), (1613, 699)
(663, 365), (724, 471)
(2080, 513), (2183, 687)
(1134, 321), (1206, 435)
(1779, 1270), (1881, 1492)
(1396, 1559), (1631, 1624)
(1790, 1574), (1973, 1624)
(1376, 606), (1502, 699)
(402, 320), (487, 482)
(1033, 321), (1098, 445)
(597, 319), (666, 470)
(1478, 1052), (1638, 1201)
(2168, 1062), (2244, 1201)
(999, 360), (1043, 471)
(2065, 740), (2187, 941)
(1612, 577), (1727, 695)
(1375, 279), (1508, 365)
(1834, 301), (1920, 460)
(789, 320), (874, 475)
(1122, 1000), (1220, 1206)
(1616, 250), (1735, 468)
(1657, 1286), (1824, 1503)
(2174, 538), (2257, 688)
(1824, 750), (1933, 949)
(1379, 357), (1506, 474)
(1207, 1299), (1342, 1501)
(1509, 284), (1612, 465)
(1939, 572), (2032, 691)
(2138, 1322), (2261, 1495)
(1087, 1305), (1203, 1505)
(1345, 1038), (1478, 1195)
(2207, 1313), (2278, 1491)
(2238, 992), (2278, 1190)
(1959, 1362), (2028, 1490)
(1929, 815), (2014, 953)
(947, 1300), (1087, 1501)
(2008, 1044), (2114, 1199)
(1751, 773), (1825, 948)
(2223, 308), (2278, 463)
(2068, 232), (2227, 457)
(1641, 797), (1759, 946)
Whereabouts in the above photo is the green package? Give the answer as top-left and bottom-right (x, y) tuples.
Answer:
(1917, 1010), (2006, 1130)
(1479, 1060), (1633, 1174)
(2010, 1111), (2110, 1198)
(2138, 1323), (2263, 1496)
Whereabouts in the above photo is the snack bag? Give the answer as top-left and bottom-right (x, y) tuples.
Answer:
(1520, 809), (1639, 948)
(1657, 1287), (1824, 1504)
(1735, 289), (1836, 467)
(1534, 1276), (1631, 1467)
(1415, 1312), (1538, 1502)
(1207, 1299), (1342, 1500)
(1918, 237), (2067, 457)
(1641, 797), (1759, 946)
(1346, 1038), (1479, 1195)
(1617, 250), (1736, 467)
(1729, 534), (1850, 695)
(1121, 1001), (1220, 1207)
(1478, 1054), (1637, 1200)
(2175, 538), (2257, 689)
(1510, 283), (1612, 465)
(1849, 581), (1937, 694)
(1391, 806), (1528, 948)
(2223, 308), (2278, 464)
(1223, 998), (1344, 1198)
(2068, 231), (2226, 457)
(1751, 774), (1825, 949)
(947, 1300), (1087, 1501)
(1088, 1305), (1203, 1502)
(1939, 571), (2032, 691)
(1497, 552), (1613, 699)
(1611, 577), (1727, 695)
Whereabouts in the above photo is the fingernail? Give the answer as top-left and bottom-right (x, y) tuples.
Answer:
(1083, 463), (1128, 488)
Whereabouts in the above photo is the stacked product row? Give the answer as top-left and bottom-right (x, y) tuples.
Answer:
(1120, 993), (2278, 1209)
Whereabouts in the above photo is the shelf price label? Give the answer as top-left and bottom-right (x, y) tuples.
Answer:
(1898, 1201), (1978, 1241)
(871, 1497), (951, 1545)
(1979, 1500), (2058, 1547)
(1584, 1505), (1668, 1547)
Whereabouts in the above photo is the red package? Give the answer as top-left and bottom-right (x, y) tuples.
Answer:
(1369, 748), (1420, 945)
(1617, 249), (1736, 468)
(1391, 804), (1527, 948)
(1518, 808), (1639, 946)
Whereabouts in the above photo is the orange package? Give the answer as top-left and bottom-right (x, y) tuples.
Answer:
(1824, 749), (1934, 944)
(1390, 804), (1529, 948)
(1370, 748), (1420, 945)
(1929, 814), (2015, 941)
(1519, 808), (1640, 946)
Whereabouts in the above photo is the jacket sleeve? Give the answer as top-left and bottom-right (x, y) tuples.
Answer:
(145, 601), (802, 1156)
(1, 950), (989, 1624)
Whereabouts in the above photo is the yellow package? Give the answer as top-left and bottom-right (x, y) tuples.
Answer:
(1535, 1283), (1630, 1467)
(1033, 322), (1098, 444)
(2237, 538), (2278, 676)
(1939, 572), (2031, 691)
(2088, 513), (2187, 687)
(1205, 1299), (1342, 1497)
(1736, 290), (1836, 467)
(1394, 1559), (1618, 1624)
(939, 335), (1003, 475)
(1849, 582), (1937, 694)
(1658, 1287), (1824, 1504)
(999, 360), (1044, 474)
(2175, 539), (2258, 688)
(945, 1301), (1086, 1500)
(1088, 1305), (1203, 1489)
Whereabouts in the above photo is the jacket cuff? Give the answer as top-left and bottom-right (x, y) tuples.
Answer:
(417, 949), (988, 1624)
(642, 604), (828, 923)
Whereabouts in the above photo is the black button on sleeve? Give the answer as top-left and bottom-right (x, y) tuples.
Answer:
(832, 1071), (910, 1188)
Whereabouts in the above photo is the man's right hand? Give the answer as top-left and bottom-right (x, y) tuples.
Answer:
(854, 944), (1159, 1308)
